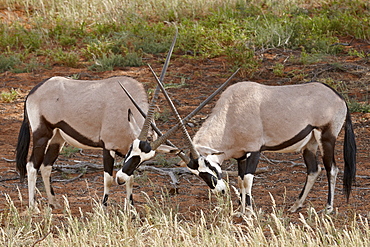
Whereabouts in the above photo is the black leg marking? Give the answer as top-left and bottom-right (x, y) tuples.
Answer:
(237, 152), (260, 212)
(43, 143), (61, 199)
(103, 149), (114, 175)
(43, 143), (61, 166)
(246, 195), (252, 206)
(130, 194), (134, 205)
(321, 130), (337, 208)
(297, 148), (319, 199)
(50, 186), (55, 196)
(237, 152), (260, 178)
(30, 137), (50, 170)
(102, 149), (115, 206)
(102, 194), (109, 207)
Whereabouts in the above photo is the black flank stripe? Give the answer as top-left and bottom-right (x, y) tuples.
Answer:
(261, 125), (315, 152)
(43, 117), (103, 148)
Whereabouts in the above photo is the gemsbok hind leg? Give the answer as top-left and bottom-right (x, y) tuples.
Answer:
(40, 129), (65, 208)
(321, 130), (338, 214)
(27, 128), (53, 210)
(237, 152), (260, 216)
(290, 135), (321, 212)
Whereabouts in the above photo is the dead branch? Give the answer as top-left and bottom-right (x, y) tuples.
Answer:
(260, 154), (304, 167)
(54, 161), (102, 172)
(137, 165), (181, 186)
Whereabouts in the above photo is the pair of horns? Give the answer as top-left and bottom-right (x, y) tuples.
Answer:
(149, 66), (240, 162)
(119, 23), (187, 161)
(137, 24), (178, 143)
(119, 23), (239, 162)
(120, 67), (238, 163)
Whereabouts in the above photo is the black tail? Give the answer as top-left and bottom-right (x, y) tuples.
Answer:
(343, 108), (356, 202)
(16, 106), (30, 183)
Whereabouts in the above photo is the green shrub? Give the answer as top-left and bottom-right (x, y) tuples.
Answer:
(0, 55), (21, 73)
(226, 42), (260, 77)
(348, 101), (370, 113)
(52, 49), (79, 67)
(0, 88), (19, 103)
(89, 53), (144, 71)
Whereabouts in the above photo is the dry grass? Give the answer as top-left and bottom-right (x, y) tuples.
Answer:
(1, 193), (369, 246)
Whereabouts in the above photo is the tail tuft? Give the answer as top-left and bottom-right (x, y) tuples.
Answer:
(343, 110), (356, 202)
(16, 109), (30, 183)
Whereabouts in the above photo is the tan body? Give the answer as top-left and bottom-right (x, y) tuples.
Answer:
(16, 76), (150, 210)
(194, 82), (346, 158)
(192, 81), (356, 215)
(27, 76), (148, 154)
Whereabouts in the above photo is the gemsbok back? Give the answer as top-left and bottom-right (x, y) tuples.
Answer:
(175, 81), (356, 215)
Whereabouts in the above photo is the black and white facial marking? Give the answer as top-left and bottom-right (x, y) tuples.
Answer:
(187, 155), (226, 192)
(116, 139), (155, 185)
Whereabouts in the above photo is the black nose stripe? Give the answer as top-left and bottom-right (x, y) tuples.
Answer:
(199, 172), (218, 189)
(121, 156), (141, 176)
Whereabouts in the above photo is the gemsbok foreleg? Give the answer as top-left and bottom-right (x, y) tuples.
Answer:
(102, 149), (115, 206)
(290, 135), (321, 212)
(40, 129), (65, 208)
(237, 152), (260, 216)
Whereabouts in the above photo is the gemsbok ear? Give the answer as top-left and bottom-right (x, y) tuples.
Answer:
(127, 109), (141, 138)
(156, 144), (180, 154)
(195, 145), (224, 156)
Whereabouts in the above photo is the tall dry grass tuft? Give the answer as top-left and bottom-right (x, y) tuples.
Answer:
(1, 0), (239, 24)
(1, 192), (369, 246)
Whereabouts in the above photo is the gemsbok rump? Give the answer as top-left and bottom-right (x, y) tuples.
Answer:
(179, 81), (356, 214)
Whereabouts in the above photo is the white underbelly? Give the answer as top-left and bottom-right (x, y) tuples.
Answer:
(59, 129), (101, 150)
(269, 132), (313, 153)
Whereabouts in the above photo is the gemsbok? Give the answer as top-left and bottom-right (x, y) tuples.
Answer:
(15, 29), (180, 210)
(176, 81), (357, 215)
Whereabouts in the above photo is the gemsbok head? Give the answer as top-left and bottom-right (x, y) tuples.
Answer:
(15, 27), (180, 211)
(115, 67), (240, 204)
(166, 81), (357, 215)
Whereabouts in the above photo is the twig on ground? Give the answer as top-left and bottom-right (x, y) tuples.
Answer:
(330, 36), (354, 46)
(0, 177), (19, 182)
(31, 230), (52, 247)
(52, 172), (85, 183)
(1, 157), (16, 162)
(79, 150), (102, 158)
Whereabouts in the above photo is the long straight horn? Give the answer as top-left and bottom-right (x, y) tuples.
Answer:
(150, 68), (240, 151)
(148, 65), (198, 159)
(138, 24), (178, 141)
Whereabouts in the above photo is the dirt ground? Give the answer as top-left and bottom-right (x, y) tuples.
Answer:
(0, 38), (369, 223)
